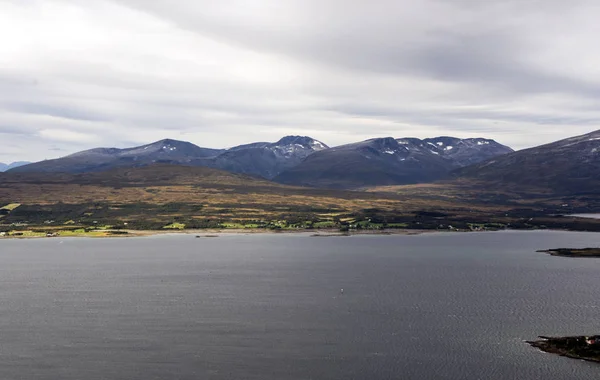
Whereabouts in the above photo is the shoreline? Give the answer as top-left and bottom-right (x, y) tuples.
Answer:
(537, 248), (600, 258)
(0, 228), (435, 240)
(528, 336), (600, 363)
(1, 227), (599, 240)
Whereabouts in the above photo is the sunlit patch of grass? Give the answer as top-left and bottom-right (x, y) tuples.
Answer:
(313, 221), (336, 228)
(4, 229), (110, 238)
(163, 223), (186, 230)
(386, 223), (409, 228)
(220, 223), (262, 229)
(94, 225), (114, 230)
(58, 230), (108, 237)
(1, 203), (21, 211)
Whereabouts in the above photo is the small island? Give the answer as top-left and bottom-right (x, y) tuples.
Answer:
(537, 248), (600, 257)
(528, 336), (600, 363)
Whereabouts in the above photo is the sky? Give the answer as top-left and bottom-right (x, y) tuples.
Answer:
(1, 0), (600, 162)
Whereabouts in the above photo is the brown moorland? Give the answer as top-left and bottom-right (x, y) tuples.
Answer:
(1, 164), (599, 232)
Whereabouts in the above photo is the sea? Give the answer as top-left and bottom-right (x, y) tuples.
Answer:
(1, 230), (600, 380)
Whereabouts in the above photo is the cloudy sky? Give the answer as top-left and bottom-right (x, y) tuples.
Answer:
(1, 0), (600, 162)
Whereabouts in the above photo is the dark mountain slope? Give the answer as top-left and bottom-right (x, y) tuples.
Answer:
(194, 135), (329, 179)
(421, 137), (513, 166)
(275, 136), (513, 189)
(9, 136), (328, 178)
(454, 129), (600, 194)
(10, 139), (224, 173)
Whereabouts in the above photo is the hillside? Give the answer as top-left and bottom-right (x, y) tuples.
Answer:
(275, 137), (513, 189)
(10, 139), (224, 173)
(9, 136), (327, 179)
(1, 164), (599, 233)
(194, 136), (329, 179)
(454, 129), (600, 195)
(0, 164), (431, 229)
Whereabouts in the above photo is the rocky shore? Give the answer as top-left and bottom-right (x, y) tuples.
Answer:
(537, 248), (600, 257)
(528, 336), (600, 363)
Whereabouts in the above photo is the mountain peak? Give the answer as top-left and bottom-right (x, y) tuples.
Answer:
(366, 137), (399, 146)
(10, 139), (224, 173)
(275, 135), (329, 150)
(152, 138), (186, 145)
(145, 138), (193, 149)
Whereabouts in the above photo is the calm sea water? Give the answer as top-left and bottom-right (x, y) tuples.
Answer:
(1, 231), (600, 380)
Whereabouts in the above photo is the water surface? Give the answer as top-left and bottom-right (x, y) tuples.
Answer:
(1, 231), (600, 379)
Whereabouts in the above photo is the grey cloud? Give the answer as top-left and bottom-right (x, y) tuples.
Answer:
(117, 0), (600, 98)
(4, 102), (112, 123)
(1, 0), (599, 161)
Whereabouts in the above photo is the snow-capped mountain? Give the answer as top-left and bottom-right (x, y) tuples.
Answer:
(8, 136), (328, 177)
(274, 136), (513, 189)
(8, 134), (514, 188)
(421, 137), (513, 166)
(0, 161), (30, 172)
(194, 136), (329, 179)
(10, 139), (224, 173)
(454, 129), (600, 194)
(397, 137), (513, 167)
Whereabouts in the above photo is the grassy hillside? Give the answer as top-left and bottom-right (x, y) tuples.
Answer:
(1, 165), (599, 233)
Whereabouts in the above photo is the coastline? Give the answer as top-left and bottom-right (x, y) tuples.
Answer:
(1, 227), (599, 240)
(0, 228), (435, 240)
(537, 248), (600, 258)
(528, 336), (600, 363)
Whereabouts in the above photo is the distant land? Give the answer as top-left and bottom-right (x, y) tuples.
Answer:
(454, 129), (600, 195)
(9, 135), (511, 188)
(0, 162), (30, 172)
(1, 130), (599, 237)
(537, 248), (600, 258)
(275, 136), (512, 188)
(528, 336), (600, 363)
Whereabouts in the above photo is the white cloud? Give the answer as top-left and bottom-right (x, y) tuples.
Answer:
(0, 0), (599, 162)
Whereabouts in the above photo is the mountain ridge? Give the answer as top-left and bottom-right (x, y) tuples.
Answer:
(10, 139), (224, 174)
(274, 136), (513, 189)
(453, 129), (600, 195)
(193, 135), (329, 179)
(0, 161), (31, 172)
(8, 134), (513, 186)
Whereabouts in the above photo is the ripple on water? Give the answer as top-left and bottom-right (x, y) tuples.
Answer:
(0, 230), (600, 379)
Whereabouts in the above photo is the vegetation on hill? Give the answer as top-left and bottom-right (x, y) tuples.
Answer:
(1, 164), (599, 236)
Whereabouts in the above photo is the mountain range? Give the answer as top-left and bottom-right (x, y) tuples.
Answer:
(9, 136), (328, 179)
(0, 162), (30, 172)
(275, 137), (513, 188)
(8, 135), (511, 188)
(7, 140), (223, 174)
(3, 131), (600, 235)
